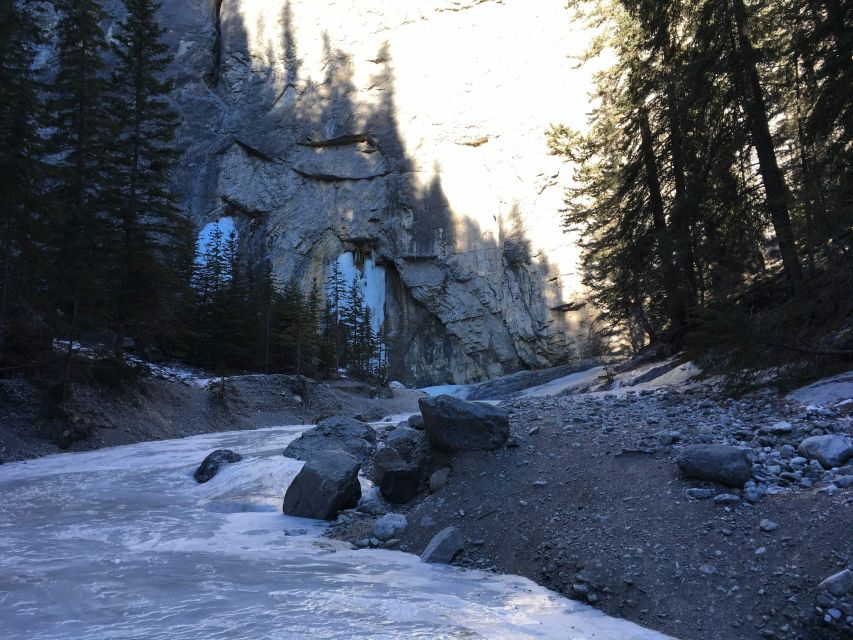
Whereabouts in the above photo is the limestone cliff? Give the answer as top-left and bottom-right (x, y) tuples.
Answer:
(133, 0), (596, 384)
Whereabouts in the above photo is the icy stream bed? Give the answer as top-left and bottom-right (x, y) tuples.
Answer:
(0, 426), (673, 639)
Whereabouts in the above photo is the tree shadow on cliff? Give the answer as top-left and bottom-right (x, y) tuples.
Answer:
(216, 4), (579, 384)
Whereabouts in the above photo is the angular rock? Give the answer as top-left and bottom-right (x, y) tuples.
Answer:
(372, 513), (408, 541)
(282, 450), (361, 520)
(407, 414), (425, 431)
(372, 426), (432, 504)
(677, 445), (751, 487)
(193, 449), (243, 483)
(429, 467), (451, 493)
(818, 569), (853, 597)
(284, 416), (376, 466)
(384, 426), (429, 465)
(421, 526), (465, 564)
(419, 395), (509, 452)
(379, 466), (421, 504)
(797, 435), (853, 469)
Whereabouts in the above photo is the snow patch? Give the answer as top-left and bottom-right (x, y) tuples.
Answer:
(419, 384), (471, 399)
(786, 370), (853, 406)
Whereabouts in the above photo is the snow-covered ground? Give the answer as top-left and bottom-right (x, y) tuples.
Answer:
(420, 360), (704, 401)
(0, 427), (672, 640)
(786, 370), (853, 407)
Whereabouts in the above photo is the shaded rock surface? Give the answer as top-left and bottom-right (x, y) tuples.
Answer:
(283, 416), (376, 466)
(282, 450), (361, 520)
(421, 526), (464, 564)
(419, 395), (509, 452)
(372, 513), (408, 541)
(676, 444), (751, 487)
(193, 449), (243, 483)
(798, 435), (853, 469)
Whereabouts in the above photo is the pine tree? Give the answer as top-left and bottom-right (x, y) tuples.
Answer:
(0, 0), (47, 362)
(47, 0), (115, 393)
(108, 0), (183, 355)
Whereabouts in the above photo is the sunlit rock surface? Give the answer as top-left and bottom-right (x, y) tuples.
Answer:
(126, 0), (599, 384)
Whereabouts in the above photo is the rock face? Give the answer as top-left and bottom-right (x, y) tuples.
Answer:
(419, 395), (509, 452)
(676, 445), (751, 488)
(798, 435), (853, 469)
(421, 526), (465, 564)
(282, 450), (361, 520)
(283, 417), (376, 465)
(193, 449), (243, 483)
(84, 0), (599, 385)
(373, 426), (432, 503)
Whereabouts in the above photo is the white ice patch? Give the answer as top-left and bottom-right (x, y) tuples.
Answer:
(196, 216), (236, 262)
(330, 251), (386, 332)
(786, 370), (853, 407)
(420, 384), (471, 399)
(0, 426), (673, 640)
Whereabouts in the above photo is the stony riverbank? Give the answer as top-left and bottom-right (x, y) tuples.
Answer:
(326, 377), (853, 640)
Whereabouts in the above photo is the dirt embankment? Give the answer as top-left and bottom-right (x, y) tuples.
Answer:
(330, 385), (853, 640)
(0, 373), (422, 463)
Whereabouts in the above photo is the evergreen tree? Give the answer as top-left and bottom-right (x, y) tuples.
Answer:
(47, 0), (115, 392)
(107, 0), (183, 354)
(0, 0), (47, 362)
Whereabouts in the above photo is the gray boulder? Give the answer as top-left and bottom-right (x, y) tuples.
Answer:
(677, 445), (751, 487)
(418, 395), (509, 452)
(284, 416), (377, 466)
(373, 426), (432, 504)
(372, 513), (408, 541)
(818, 569), (853, 597)
(429, 467), (451, 493)
(193, 449), (243, 484)
(798, 435), (853, 469)
(407, 414), (425, 430)
(421, 526), (465, 564)
(282, 450), (361, 520)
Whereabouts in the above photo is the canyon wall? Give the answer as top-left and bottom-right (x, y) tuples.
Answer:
(154, 0), (597, 384)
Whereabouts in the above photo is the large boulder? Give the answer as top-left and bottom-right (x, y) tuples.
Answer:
(676, 445), (751, 487)
(373, 426), (432, 504)
(193, 449), (243, 484)
(283, 416), (377, 466)
(798, 435), (853, 469)
(418, 395), (509, 452)
(421, 526), (465, 564)
(282, 450), (361, 520)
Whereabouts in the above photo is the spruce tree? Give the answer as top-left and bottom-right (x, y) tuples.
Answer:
(108, 0), (183, 355)
(47, 0), (114, 392)
(0, 0), (47, 362)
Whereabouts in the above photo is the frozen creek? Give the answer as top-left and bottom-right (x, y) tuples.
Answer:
(0, 425), (672, 639)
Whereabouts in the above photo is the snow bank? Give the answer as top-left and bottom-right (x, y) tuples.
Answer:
(786, 370), (853, 406)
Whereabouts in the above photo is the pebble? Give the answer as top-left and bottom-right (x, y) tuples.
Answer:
(687, 488), (714, 500)
(714, 494), (741, 505)
(759, 519), (778, 532)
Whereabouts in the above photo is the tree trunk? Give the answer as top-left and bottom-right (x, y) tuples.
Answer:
(638, 109), (684, 344)
(730, 0), (803, 292)
(0, 221), (12, 359)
